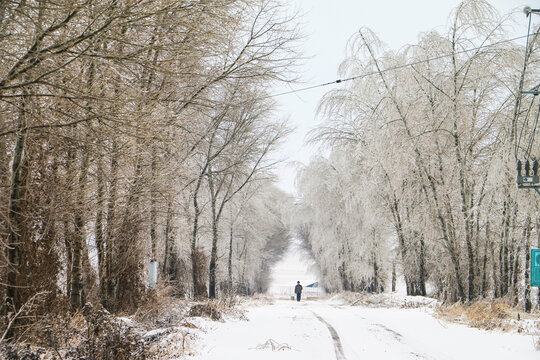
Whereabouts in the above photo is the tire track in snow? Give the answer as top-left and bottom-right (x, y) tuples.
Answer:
(310, 310), (347, 360)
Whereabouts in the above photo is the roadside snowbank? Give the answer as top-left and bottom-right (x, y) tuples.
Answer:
(330, 291), (440, 308)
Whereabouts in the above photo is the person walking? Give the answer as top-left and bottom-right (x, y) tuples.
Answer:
(294, 281), (303, 302)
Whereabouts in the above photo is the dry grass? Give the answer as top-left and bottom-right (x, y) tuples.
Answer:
(240, 293), (275, 307)
(213, 296), (252, 320)
(0, 289), (256, 360)
(2, 303), (149, 360)
(133, 285), (190, 327)
(436, 301), (516, 331)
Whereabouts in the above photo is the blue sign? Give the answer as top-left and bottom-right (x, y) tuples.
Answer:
(532, 249), (540, 287)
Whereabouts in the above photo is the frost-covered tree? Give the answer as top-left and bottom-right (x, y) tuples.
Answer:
(300, 0), (540, 307)
(228, 183), (292, 294)
(295, 150), (390, 293)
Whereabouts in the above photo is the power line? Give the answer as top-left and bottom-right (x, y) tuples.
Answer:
(268, 32), (540, 100)
(515, 14), (535, 160)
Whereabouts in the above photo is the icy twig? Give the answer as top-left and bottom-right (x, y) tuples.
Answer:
(254, 338), (292, 351)
(0, 291), (49, 343)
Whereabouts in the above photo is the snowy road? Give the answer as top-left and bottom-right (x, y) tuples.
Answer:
(192, 299), (538, 360)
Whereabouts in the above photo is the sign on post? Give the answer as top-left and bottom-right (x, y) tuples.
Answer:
(532, 249), (540, 287)
(149, 260), (158, 287)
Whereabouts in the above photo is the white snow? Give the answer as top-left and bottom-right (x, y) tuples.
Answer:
(192, 300), (334, 360)
(191, 298), (539, 360)
(185, 244), (539, 359)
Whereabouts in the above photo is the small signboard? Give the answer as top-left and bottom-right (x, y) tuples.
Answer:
(149, 260), (158, 287)
(522, 176), (539, 183)
(532, 249), (540, 287)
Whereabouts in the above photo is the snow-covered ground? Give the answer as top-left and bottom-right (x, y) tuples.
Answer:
(191, 298), (539, 360)
(183, 245), (538, 359)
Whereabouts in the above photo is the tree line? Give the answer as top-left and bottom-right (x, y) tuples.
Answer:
(295, 0), (540, 309)
(0, 0), (297, 340)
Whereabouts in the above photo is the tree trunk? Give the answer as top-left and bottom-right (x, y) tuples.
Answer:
(208, 171), (218, 299)
(372, 254), (379, 293)
(0, 136), (7, 266)
(63, 136), (76, 300)
(208, 224), (219, 298)
(491, 234), (500, 298)
(0, 136), (7, 187)
(418, 235), (427, 296)
(64, 220), (72, 299)
(150, 144), (157, 259)
(0, 1), (8, 31)
(339, 243), (349, 291)
(499, 198), (512, 297)
(452, 104), (474, 301)
(103, 139), (118, 308)
(523, 216), (532, 312)
(391, 261), (396, 292)
(388, 196), (413, 295)
(228, 222), (234, 292)
(162, 196), (173, 276)
(71, 58), (96, 311)
(4, 99), (28, 338)
(509, 244), (516, 294)
(512, 241), (520, 306)
(70, 135), (90, 311)
(95, 156), (105, 289)
(499, 240), (507, 297)
(113, 145), (143, 307)
(481, 222), (489, 298)
(191, 172), (205, 297)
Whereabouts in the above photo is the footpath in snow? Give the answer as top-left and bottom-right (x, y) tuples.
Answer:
(191, 297), (539, 360)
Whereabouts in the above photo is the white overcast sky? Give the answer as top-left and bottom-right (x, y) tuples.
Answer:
(272, 0), (534, 195)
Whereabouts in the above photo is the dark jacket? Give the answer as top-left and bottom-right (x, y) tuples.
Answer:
(294, 284), (302, 294)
